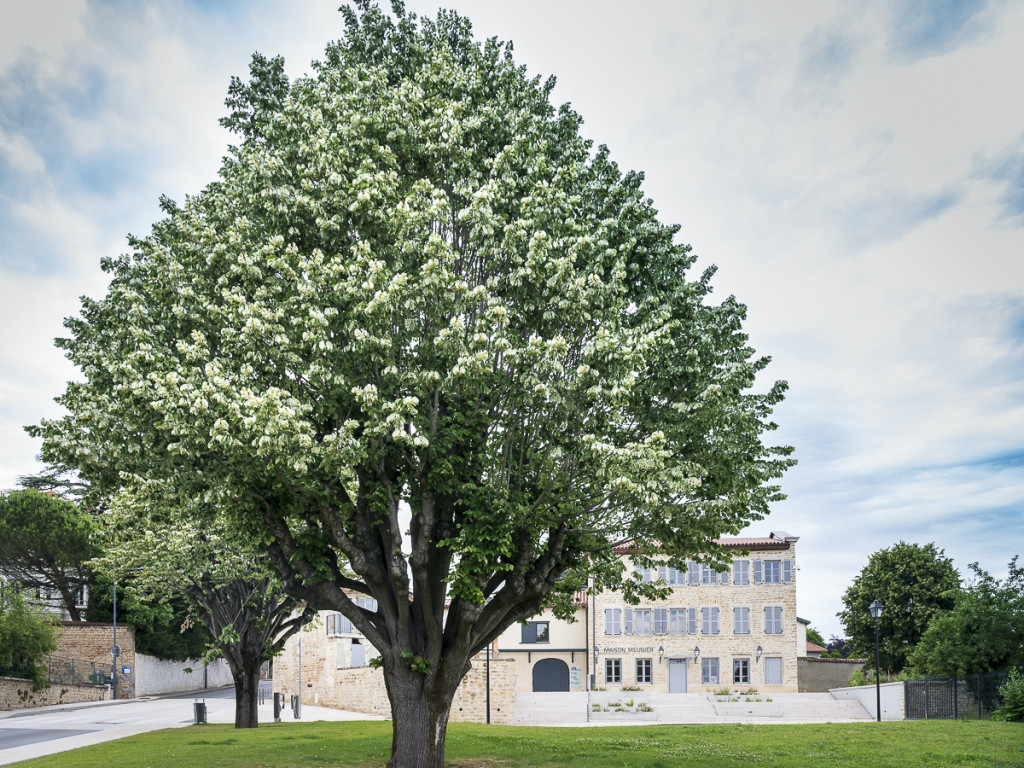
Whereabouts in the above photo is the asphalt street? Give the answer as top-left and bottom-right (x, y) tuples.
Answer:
(0, 682), (384, 766)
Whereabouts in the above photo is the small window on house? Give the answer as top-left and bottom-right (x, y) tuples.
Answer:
(733, 658), (750, 684)
(701, 563), (715, 585)
(605, 658), (622, 684)
(763, 561), (782, 584)
(733, 560), (750, 585)
(605, 608), (622, 635)
(701, 657), (719, 685)
(701, 606), (719, 635)
(522, 621), (550, 644)
(633, 609), (652, 635)
(733, 607), (750, 635)
(764, 607), (783, 634)
(653, 608), (668, 635)
(636, 658), (652, 684)
(669, 608), (687, 635)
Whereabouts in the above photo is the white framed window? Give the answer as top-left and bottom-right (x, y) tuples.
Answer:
(701, 606), (720, 635)
(764, 607), (783, 635)
(700, 563), (715, 585)
(606, 658), (622, 684)
(634, 609), (652, 635)
(733, 658), (750, 684)
(636, 658), (653, 684)
(733, 607), (750, 635)
(701, 657), (719, 685)
(669, 608), (687, 635)
(733, 560), (750, 585)
(653, 608), (668, 635)
(604, 608), (622, 635)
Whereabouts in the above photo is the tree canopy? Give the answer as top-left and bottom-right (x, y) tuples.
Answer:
(0, 489), (98, 621)
(92, 495), (314, 728)
(34, 3), (793, 766)
(838, 541), (960, 673)
(910, 557), (1023, 677)
(0, 581), (59, 688)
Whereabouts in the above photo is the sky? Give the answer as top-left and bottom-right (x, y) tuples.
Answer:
(1, 0), (1022, 640)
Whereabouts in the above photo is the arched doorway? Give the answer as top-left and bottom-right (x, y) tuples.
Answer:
(532, 658), (570, 692)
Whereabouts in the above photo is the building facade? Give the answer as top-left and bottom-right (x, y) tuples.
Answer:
(592, 532), (800, 693)
(495, 599), (589, 694)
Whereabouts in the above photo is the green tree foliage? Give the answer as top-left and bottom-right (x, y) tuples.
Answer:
(33, 3), (793, 765)
(805, 626), (826, 648)
(86, 573), (211, 661)
(910, 557), (1023, 677)
(994, 668), (1024, 722)
(0, 582), (59, 688)
(0, 489), (98, 621)
(838, 542), (960, 674)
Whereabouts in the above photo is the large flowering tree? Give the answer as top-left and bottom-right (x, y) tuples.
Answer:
(34, 3), (793, 766)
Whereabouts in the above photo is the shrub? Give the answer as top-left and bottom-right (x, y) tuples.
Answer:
(993, 669), (1024, 722)
(0, 583), (59, 689)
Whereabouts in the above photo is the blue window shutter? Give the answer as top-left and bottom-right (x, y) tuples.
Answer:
(688, 607), (697, 634)
(624, 608), (634, 635)
(783, 560), (793, 584)
(712, 608), (719, 634)
(688, 561), (699, 585)
(753, 560), (763, 584)
(720, 569), (729, 585)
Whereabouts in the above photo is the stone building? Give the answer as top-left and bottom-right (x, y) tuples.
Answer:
(276, 531), (802, 718)
(592, 532), (801, 693)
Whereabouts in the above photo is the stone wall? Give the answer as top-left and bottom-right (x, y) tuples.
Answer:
(56, 621), (136, 699)
(797, 657), (865, 692)
(274, 621), (515, 725)
(831, 680), (905, 720)
(0, 677), (109, 711)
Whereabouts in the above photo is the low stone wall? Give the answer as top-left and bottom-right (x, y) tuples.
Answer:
(0, 677), (109, 711)
(135, 655), (235, 696)
(275, 655), (516, 725)
(797, 657), (866, 692)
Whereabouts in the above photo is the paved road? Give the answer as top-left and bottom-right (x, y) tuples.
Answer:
(0, 682), (383, 766)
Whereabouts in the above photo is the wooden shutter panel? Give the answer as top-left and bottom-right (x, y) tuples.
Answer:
(688, 607), (697, 634)
(720, 569), (729, 585)
(753, 560), (763, 584)
(783, 560), (793, 584)
(624, 608), (634, 635)
(327, 614), (335, 635)
(712, 608), (719, 634)
(688, 561), (699, 585)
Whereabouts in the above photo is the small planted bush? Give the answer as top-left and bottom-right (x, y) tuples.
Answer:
(994, 669), (1024, 722)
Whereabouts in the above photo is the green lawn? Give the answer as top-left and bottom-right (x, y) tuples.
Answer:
(14, 720), (1024, 768)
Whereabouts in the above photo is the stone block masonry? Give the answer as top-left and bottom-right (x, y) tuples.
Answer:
(56, 621), (137, 699)
(0, 677), (110, 711)
(274, 622), (516, 725)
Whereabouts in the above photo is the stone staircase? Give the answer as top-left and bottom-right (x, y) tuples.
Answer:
(514, 692), (872, 725)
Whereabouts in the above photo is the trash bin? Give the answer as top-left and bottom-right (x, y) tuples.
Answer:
(194, 700), (207, 724)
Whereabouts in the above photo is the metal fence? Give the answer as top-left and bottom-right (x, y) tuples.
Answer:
(45, 656), (113, 687)
(904, 671), (1009, 719)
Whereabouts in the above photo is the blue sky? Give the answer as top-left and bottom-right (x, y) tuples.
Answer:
(1, 0), (1022, 640)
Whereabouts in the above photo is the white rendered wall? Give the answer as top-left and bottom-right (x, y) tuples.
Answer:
(831, 680), (904, 720)
(134, 654), (234, 696)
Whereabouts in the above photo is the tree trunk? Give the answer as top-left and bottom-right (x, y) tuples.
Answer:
(385, 668), (458, 768)
(232, 662), (262, 729)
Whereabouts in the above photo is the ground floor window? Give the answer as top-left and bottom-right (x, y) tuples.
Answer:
(733, 658), (750, 684)
(701, 657), (719, 685)
(605, 658), (622, 684)
(636, 658), (652, 684)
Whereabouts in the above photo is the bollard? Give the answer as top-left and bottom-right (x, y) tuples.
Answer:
(291, 695), (300, 719)
(194, 699), (207, 724)
(273, 692), (282, 722)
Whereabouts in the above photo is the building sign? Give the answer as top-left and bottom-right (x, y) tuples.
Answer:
(601, 647), (656, 654)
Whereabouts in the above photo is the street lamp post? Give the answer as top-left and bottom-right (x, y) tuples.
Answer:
(869, 600), (884, 722)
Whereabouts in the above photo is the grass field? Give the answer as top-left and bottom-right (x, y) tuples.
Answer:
(14, 720), (1024, 768)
